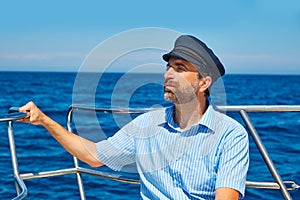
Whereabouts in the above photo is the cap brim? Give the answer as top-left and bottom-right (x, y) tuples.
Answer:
(162, 52), (188, 62)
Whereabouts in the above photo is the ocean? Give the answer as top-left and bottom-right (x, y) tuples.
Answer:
(0, 71), (299, 199)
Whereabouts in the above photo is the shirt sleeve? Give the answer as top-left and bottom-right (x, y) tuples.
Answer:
(95, 110), (165, 171)
(96, 123), (136, 171)
(215, 124), (249, 198)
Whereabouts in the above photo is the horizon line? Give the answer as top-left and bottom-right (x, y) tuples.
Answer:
(1, 70), (300, 76)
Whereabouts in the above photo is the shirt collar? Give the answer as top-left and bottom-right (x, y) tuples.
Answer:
(165, 105), (179, 129)
(198, 105), (218, 133)
(164, 104), (219, 133)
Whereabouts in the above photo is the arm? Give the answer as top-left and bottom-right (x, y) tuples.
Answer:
(18, 101), (104, 167)
(214, 124), (249, 199)
(215, 188), (240, 200)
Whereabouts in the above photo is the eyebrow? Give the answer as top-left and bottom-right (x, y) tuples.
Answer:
(167, 61), (188, 69)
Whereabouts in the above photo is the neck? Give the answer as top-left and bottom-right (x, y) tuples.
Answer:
(174, 98), (208, 130)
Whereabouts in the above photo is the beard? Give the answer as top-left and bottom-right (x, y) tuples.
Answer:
(164, 79), (199, 104)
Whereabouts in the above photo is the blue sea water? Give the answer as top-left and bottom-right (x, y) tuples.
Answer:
(0, 71), (300, 199)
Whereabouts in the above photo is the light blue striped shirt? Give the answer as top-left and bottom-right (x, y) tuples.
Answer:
(96, 105), (249, 199)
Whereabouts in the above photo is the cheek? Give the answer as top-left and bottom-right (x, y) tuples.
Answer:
(182, 74), (199, 85)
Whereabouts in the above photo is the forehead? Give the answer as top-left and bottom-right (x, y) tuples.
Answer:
(168, 57), (198, 71)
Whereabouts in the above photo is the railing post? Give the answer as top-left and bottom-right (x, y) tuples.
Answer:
(8, 121), (21, 194)
(7, 120), (28, 200)
(67, 107), (86, 200)
(240, 110), (293, 200)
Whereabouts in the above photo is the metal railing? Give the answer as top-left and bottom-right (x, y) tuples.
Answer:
(1, 110), (28, 200)
(1, 105), (300, 200)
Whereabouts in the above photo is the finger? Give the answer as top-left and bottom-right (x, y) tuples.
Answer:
(17, 105), (31, 123)
(24, 111), (31, 119)
(17, 116), (30, 123)
(19, 105), (31, 112)
(18, 108), (30, 118)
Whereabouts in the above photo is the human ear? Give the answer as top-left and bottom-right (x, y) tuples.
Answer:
(199, 76), (212, 93)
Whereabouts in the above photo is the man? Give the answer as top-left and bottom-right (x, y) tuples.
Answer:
(19, 35), (249, 199)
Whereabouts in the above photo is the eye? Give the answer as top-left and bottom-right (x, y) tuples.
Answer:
(176, 66), (186, 72)
(166, 63), (187, 73)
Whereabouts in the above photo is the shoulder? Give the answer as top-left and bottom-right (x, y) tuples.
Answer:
(213, 106), (244, 127)
(210, 107), (248, 138)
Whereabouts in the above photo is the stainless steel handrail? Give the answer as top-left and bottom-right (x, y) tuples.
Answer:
(218, 105), (300, 112)
(0, 112), (27, 122)
(66, 107), (86, 200)
(0, 111), (28, 200)
(247, 181), (300, 190)
(70, 104), (300, 113)
(3, 105), (300, 200)
(240, 110), (292, 199)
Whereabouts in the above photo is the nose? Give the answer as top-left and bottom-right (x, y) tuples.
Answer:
(164, 67), (175, 80)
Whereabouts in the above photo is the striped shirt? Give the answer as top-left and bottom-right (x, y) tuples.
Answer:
(96, 105), (249, 199)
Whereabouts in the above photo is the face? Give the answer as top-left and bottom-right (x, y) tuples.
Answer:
(164, 57), (201, 104)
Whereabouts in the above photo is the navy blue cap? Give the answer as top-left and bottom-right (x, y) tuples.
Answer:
(163, 35), (225, 82)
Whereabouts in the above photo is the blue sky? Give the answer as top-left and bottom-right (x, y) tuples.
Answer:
(0, 0), (299, 74)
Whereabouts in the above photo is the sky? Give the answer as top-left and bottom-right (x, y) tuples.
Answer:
(0, 0), (299, 74)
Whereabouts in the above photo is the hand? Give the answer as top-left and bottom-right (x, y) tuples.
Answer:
(18, 101), (47, 125)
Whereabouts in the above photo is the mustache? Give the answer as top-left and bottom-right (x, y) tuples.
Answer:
(164, 79), (177, 93)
